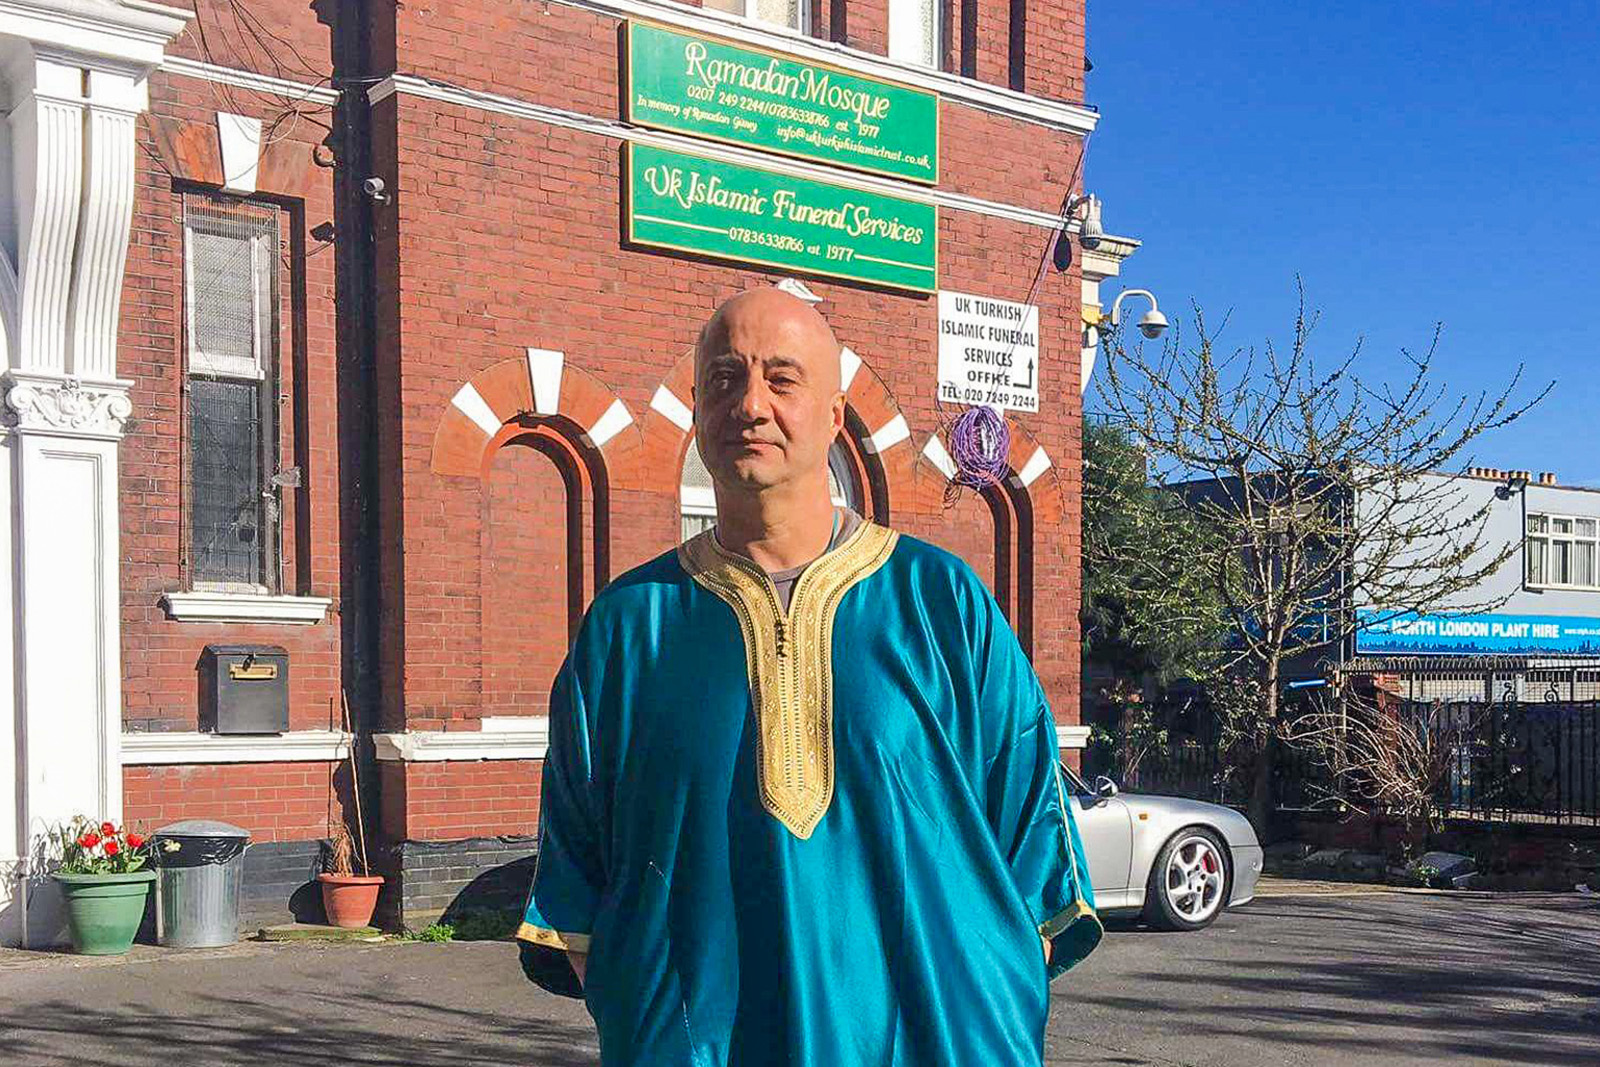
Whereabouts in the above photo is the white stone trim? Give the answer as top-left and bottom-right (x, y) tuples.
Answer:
(586, 398), (633, 447)
(159, 55), (341, 106)
(0, 0), (191, 71)
(838, 346), (862, 390)
(546, 0), (1097, 136)
(1055, 724), (1092, 750)
(370, 75), (1082, 234)
(216, 111), (263, 194)
(373, 717), (551, 762)
(526, 347), (564, 416)
(159, 591), (333, 625)
(1015, 445), (1051, 487)
(451, 381), (503, 437)
(865, 414), (910, 454)
(121, 730), (351, 765)
(649, 385), (693, 431)
(921, 434), (957, 480)
(2, 373), (132, 440)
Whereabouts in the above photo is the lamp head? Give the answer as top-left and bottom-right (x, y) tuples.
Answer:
(1137, 307), (1170, 339)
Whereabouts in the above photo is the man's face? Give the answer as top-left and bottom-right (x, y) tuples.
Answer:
(693, 289), (845, 497)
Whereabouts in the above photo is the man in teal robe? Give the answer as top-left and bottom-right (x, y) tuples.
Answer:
(519, 287), (1097, 1065)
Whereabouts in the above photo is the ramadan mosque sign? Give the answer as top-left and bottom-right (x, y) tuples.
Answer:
(621, 22), (940, 291)
(625, 21), (939, 184)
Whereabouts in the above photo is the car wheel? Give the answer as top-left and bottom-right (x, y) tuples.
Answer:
(1143, 828), (1230, 931)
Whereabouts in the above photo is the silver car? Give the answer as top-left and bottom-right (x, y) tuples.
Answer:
(1062, 764), (1264, 930)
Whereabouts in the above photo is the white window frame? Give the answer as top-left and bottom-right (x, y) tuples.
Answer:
(705, 0), (812, 34)
(183, 211), (275, 382)
(1526, 512), (1600, 591)
(888, 0), (943, 68)
(182, 196), (282, 595)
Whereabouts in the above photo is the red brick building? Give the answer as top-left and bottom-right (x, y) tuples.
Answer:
(2, 0), (1135, 941)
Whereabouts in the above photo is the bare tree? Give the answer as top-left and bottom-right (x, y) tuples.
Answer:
(1094, 283), (1547, 832)
(1282, 694), (1481, 842)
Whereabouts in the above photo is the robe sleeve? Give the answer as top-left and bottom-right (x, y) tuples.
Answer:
(981, 613), (1101, 980)
(517, 655), (605, 999)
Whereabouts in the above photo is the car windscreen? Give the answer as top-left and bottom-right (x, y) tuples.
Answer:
(1058, 761), (1094, 797)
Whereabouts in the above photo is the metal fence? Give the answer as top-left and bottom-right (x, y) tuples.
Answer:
(1086, 699), (1600, 825)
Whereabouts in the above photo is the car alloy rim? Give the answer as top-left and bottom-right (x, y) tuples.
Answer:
(1164, 835), (1224, 923)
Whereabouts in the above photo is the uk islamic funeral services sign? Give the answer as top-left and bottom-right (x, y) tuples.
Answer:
(625, 143), (938, 293)
(625, 21), (939, 184)
(1357, 609), (1600, 657)
(937, 290), (1041, 413)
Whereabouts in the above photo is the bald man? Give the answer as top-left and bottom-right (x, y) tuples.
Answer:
(517, 287), (1098, 1066)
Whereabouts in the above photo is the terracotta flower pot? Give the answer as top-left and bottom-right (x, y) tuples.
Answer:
(318, 872), (384, 928)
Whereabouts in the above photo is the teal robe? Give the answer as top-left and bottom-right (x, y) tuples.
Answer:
(519, 522), (1095, 1066)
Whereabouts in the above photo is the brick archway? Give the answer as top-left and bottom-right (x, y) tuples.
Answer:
(430, 348), (639, 479)
(913, 419), (1065, 656)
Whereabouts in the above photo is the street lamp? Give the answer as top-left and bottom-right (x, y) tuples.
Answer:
(1082, 288), (1169, 394)
(1106, 288), (1169, 339)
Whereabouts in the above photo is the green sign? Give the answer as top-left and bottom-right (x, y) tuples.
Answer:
(625, 143), (938, 293)
(625, 21), (939, 185)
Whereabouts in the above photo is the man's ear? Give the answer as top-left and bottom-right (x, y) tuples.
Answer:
(831, 391), (846, 435)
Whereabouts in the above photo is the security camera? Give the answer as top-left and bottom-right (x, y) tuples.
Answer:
(363, 177), (390, 203)
(1078, 193), (1104, 251)
(1079, 212), (1103, 251)
(1137, 308), (1170, 339)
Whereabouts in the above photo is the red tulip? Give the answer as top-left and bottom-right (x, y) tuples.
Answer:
(79, 832), (101, 849)
(100, 821), (116, 836)
(103, 840), (120, 856)
(126, 833), (145, 848)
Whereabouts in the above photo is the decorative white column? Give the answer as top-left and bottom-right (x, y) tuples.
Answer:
(0, 1), (189, 948)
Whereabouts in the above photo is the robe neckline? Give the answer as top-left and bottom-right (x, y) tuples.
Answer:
(677, 520), (899, 838)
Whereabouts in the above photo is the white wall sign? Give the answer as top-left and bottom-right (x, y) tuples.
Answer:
(936, 290), (1040, 412)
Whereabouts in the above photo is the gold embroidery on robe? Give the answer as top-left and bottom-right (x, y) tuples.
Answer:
(678, 521), (898, 839)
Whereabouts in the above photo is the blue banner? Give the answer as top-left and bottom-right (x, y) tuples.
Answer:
(1357, 609), (1600, 656)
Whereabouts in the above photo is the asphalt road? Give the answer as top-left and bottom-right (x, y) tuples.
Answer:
(1, 881), (1596, 1066)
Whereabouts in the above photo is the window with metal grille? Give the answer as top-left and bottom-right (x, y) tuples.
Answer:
(182, 193), (282, 590)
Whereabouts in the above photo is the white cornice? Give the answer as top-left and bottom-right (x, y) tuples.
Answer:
(549, 0), (1098, 136)
(160, 590), (333, 624)
(372, 75), (1078, 233)
(1056, 723), (1092, 750)
(122, 730), (350, 764)
(0, 0), (191, 71)
(158, 55), (340, 106)
(373, 717), (551, 762)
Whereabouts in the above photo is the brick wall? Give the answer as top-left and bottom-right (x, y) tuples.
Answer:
(118, 0), (349, 846)
(368, 0), (1087, 846)
(114, 0), (1090, 871)
(381, 761), (543, 842)
(122, 762), (342, 843)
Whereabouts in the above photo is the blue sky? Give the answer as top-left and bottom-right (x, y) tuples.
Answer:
(1083, 1), (1599, 485)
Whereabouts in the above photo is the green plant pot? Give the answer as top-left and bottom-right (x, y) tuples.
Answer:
(54, 871), (156, 955)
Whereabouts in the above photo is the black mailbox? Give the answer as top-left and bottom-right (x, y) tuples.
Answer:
(199, 645), (289, 734)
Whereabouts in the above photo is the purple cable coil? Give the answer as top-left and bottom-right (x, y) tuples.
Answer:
(949, 405), (1011, 489)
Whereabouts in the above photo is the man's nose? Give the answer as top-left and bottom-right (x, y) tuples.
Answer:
(735, 373), (772, 422)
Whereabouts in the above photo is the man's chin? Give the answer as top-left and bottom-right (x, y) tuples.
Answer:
(724, 458), (785, 490)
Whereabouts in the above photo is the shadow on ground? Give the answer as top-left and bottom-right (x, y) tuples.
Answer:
(1050, 893), (1600, 1066)
(0, 946), (600, 1067)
